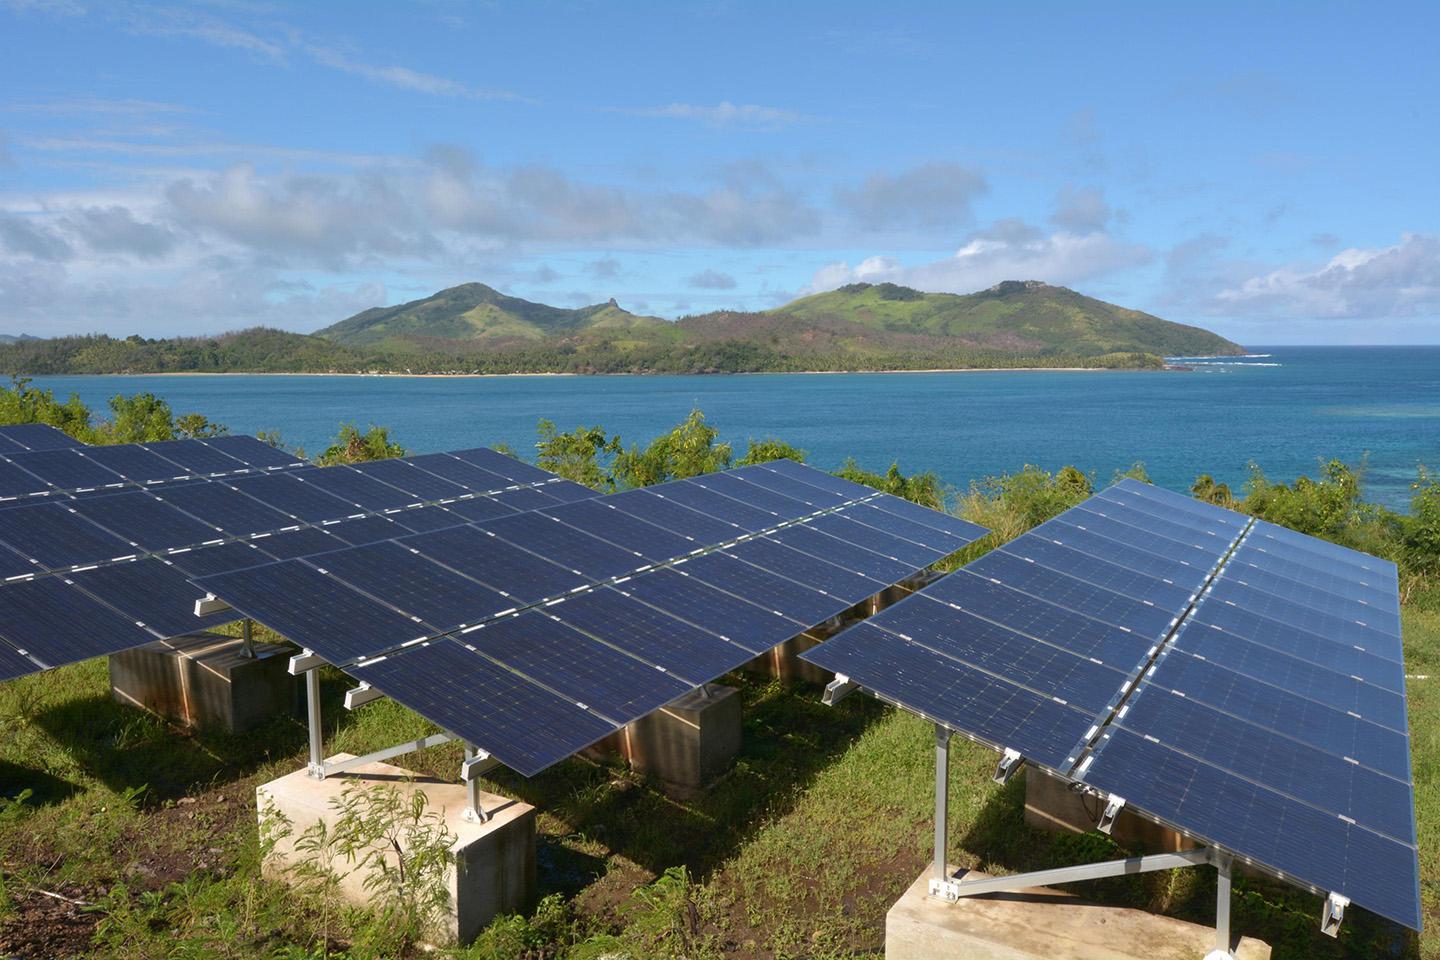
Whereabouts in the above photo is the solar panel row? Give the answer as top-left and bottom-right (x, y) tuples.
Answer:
(0, 445), (598, 679)
(801, 477), (1420, 930)
(197, 458), (988, 777)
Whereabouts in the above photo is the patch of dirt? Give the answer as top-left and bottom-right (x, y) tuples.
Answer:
(0, 886), (99, 960)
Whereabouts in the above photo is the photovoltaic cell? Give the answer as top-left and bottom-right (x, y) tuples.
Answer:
(535, 479), (599, 504)
(1245, 532), (1394, 584)
(756, 458), (878, 500)
(458, 611), (693, 721)
(723, 535), (884, 603)
(0, 423), (83, 450)
(804, 512), (946, 569)
(867, 492), (990, 544)
(0, 576), (156, 668)
(144, 439), (248, 475)
(1188, 602), (1404, 686)
(1226, 547), (1395, 610)
(967, 550), (1180, 639)
(442, 497), (521, 523)
(249, 526), (347, 561)
(1070, 500), (1231, 555)
(403, 525), (588, 603)
(802, 621), (1097, 771)
(0, 642), (39, 681)
(478, 511), (647, 581)
(1206, 577), (1399, 646)
(0, 434), (27, 454)
(0, 501), (135, 569)
(224, 472), (361, 523)
(164, 540), (274, 578)
(763, 524), (913, 583)
(448, 447), (558, 485)
(70, 490), (222, 551)
(541, 499), (699, 562)
(676, 551), (852, 625)
(1109, 478), (1248, 530)
(1047, 512), (1218, 570)
(605, 488), (743, 544)
(349, 638), (615, 777)
(1083, 727), (1419, 931)
(838, 501), (976, 555)
(154, 481), (293, 536)
(1000, 533), (1196, 610)
(1030, 517), (1211, 592)
(488, 486), (565, 512)
(0, 459), (54, 499)
(5, 448), (127, 492)
(402, 453), (512, 491)
(202, 435), (305, 469)
(323, 514), (416, 546)
(689, 471), (813, 518)
(1251, 519), (1395, 576)
(297, 466), (423, 511)
(650, 480), (783, 532)
(728, 463), (851, 507)
(350, 458), (471, 500)
(1095, 487), (1241, 540)
(308, 540), (511, 632)
(384, 505), (468, 533)
(546, 586), (754, 682)
(196, 560), (430, 663)
(68, 558), (234, 638)
(79, 444), (196, 483)
(620, 567), (801, 654)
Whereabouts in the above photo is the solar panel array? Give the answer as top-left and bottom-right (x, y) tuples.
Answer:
(0, 433), (599, 681)
(802, 477), (1419, 931)
(195, 457), (988, 776)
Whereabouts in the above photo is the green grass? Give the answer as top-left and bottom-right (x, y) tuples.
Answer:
(0, 612), (1433, 958)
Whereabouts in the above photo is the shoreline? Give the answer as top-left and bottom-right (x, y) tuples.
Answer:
(29, 365), (1140, 379)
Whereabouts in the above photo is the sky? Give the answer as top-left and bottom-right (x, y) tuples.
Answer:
(0, 1), (1437, 345)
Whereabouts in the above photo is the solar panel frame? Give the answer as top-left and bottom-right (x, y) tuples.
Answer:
(78, 444), (198, 483)
(223, 472), (364, 523)
(0, 500), (138, 570)
(69, 489), (224, 552)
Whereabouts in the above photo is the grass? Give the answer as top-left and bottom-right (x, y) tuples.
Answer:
(0, 611), (1433, 958)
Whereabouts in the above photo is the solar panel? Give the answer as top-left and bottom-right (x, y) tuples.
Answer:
(0, 458), (54, 499)
(676, 551), (852, 625)
(5, 448), (128, 492)
(0, 423), (84, 450)
(545, 586), (755, 682)
(754, 458), (879, 500)
(727, 464), (851, 507)
(70, 490), (223, 552)
(618, 567), (801, 655)
(605, 488), (744, 544)
(1000, 533), (1196, 610)
(536, 479), (601, 504)
(144, 439), (248, 475)
(488, 486), (565, 512)
(764, 524), (914, 583)
(689, 471), (815, 518)
(0, 576), (156, 668)
(1250, 519), (1396, 577)
(350, 458), (471, 500)
(308, 540), (512, 633)
(722, 535), (885, 603)
(68, 558), (234, 638)
(0, 500), (136, 570)
(1109, 478), (1248, 530)
(154, 481), (294, 536)
(79, 444), (197, 483)
(320, 513), (416, 546)
(1094, 487), (1241, 540)
(457, 611), (694, 721)
(804, 512), (946, 569)
(867, 492), (990, 544)
(1187, 602), (1403, 688)
(448, 447), (558, 485)
(224, 472), (361, 523)
(348, 638), (616, 778)
(0, 641), (39, 681)
(0, 434), (27, 455)
(403, 524), (589, 604)
(838, 501), (977, 556)
(441, 496), (520, 523)
(165, 540), (274, 577)
(384, 505), (468, 533)
(202, 435), (305, 470)
(650, 480), (783, 532)
(477, 511), (648, 581)
(1046, 512), (1218, 569)
(294, 465), (423, 511)
(541, 499), (699, 562)
(195, 560), (431, 663)
(1226, 546), (1396, 609)
(1031, 517), (1212, 591)
(1206, 576), (1400, 644)
(403, 453), (513, 491)
(1070, 500), (1231, 555)
(249, 526), (347, 561)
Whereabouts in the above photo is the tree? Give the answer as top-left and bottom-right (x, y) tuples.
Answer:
(535, 419), (621, 491)
(834, 459), (944, 509)
(316, 424), (405, 465)
(613, 410), (732, 488)
(735, 438), (807, 466)
(103, 393), (178, 444)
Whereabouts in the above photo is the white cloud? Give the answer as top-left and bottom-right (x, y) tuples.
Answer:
(686, 269), (737, 290)
(835, 163), (987, 230)
(618, 101), (812, 127)
(1214, 233), (1440, 319)
(1050, 185), (1111, 233)
(303, 46), (528, 102)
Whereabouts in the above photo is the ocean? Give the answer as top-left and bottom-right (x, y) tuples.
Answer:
(26, 346), (1440, 512)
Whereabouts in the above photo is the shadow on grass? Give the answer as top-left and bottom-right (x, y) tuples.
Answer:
(490, 671), (893, 892)
(0, 760), (76, 806)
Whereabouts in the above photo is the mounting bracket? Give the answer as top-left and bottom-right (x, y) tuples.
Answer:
(1321, 892), (1349, 938)
(1097, 793), (1126, 834)
(194, 593), (232, 617)
(822, 673), (858, 706)
(344, 682), (385, 710)
(992, 748), (1024, 785)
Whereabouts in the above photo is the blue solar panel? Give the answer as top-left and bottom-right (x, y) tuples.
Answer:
(605, 488), (744, 544)
(350, 458), (472, 500)
(1188, 601), (1404, 686)
(723, 535), (885, 603)
(478, 511), (647, 581)
(1046, 512), (1219, 570)
(1000, 533), (1196, 610)
(802, 621), (1097, 771)
(676, 551), (852, 625)
(689, 471), (813, 518)
(1226, 546), (1396, 610)
(457, 611), (694, 721)
(488, 486), (565, 512)
(202, 435), (305, 470)
(536, 479), (599, 504)
(867, 493), (990, 545)
(923, 571), (1154, 669)
(385, 505), (468, 533)
(5, 448), (128, 492)
(224, 472), (360, 523)
(1093, 487), (1242, 540)
(195, 560), (430, 663)
(838, 501), (979, 556)
(1208, 576), (1400, 643)
(967, 550), (1181, 639)
(164, 540), (274, 577)
(0, 501), (135, 569)
(250, 527), (347, 561)
(79, 444), (196, 483)
(1030, 518), (1211, 591)
(0, 576), (156, 668)
(1109, 478), (1249, 530)
(70, 490), (222, 552)
(620, 567), (800, 654)
(324, 514), (417, 546)
(866, 594), (1128, 712)
(1070, 500), (1231, 555)
(0, 641), (39, 681)
(651, 480), (783, 532)
(297, 466), (422, 511)
(0, 423), (83, 450)
(0, 434), (27, 454)
(402, 453), (512, 491)
(436, 496), (517, 523)
(546, 586), (755, 682)
(542, 499), (699, 562)
(144, 439), (248, 475)
(764, 524), (913, 583)
(1250, 519), (1396, 577)
(154, 481), (293, 536)
(308, 540), (512, 633)
(1083, 727), (1419, 931)
(729, 463), (851, 507)
(0, 458), (54, 499)
(755, 458), (878, 500)
(448, 447), (557, 485)
(804, 513), (946, 568)
(403, 524), (588, 603)
(69, 558), (234, 638)
(348, 638), (616, 777)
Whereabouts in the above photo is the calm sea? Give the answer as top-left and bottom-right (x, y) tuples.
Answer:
(27, 346), (1440, 511)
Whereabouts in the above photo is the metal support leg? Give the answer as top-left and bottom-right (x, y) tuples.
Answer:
(929, 725), (957, 900)
(462, 743), (490, 823)
(305, 668), (324, 779)
(1214, 854), (1232, 958)
(240, 619), (255, 659)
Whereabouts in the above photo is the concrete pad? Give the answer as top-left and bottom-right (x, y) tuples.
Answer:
(109, 633), (298, 733)
(626, 684), (741, 797)
(1025, 767), (1195, 853)
(886, 866), (1270, 960)
(258, 754), (535, 945)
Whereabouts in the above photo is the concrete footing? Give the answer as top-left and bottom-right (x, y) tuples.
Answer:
(109, 633), (298, 733)
(586, 684), (742, 797)
(1024, 767), (1194, 852)
(886, 867), (1270, 960)
(258, 754), (536, 946)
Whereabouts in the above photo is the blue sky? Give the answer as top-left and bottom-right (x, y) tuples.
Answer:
(0, 1), (1436, 344)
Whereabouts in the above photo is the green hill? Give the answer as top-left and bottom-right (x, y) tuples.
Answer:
(316, 282), (668, 352)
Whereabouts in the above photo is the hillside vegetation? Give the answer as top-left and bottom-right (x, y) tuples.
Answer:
(0, 280), (1245, 375)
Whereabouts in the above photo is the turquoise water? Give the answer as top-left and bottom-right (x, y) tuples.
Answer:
(28, 346), (1440, 511)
